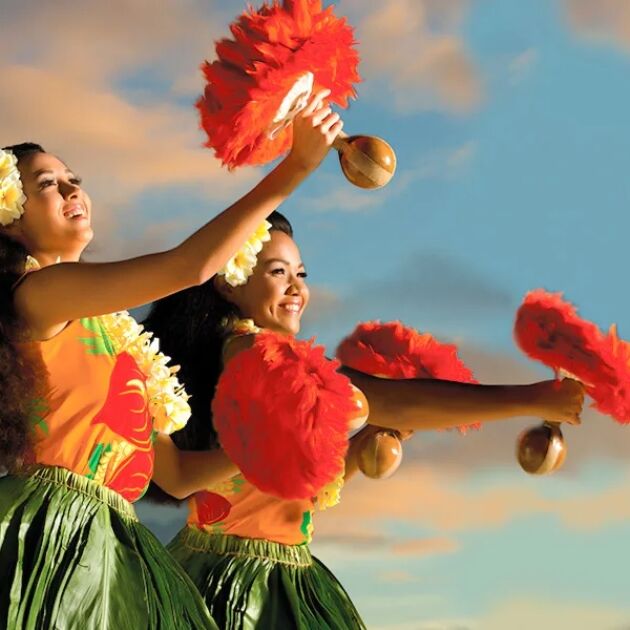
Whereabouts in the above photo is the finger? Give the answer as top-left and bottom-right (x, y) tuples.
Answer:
(311, 106), (333, 126)
(319, 111), (341, 134)
(325, 119), (344, 143)
(302, 89), (331, 116)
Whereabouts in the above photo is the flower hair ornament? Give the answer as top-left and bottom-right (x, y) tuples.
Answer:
(217, 220), (272, 287)
(0, 149), (26, 227)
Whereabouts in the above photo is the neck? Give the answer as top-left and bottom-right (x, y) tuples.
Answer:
(30, 248), (83, 266)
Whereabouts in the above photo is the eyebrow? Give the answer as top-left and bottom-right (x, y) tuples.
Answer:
(264, 258), (305, 268)
(33, 168), (75, 177)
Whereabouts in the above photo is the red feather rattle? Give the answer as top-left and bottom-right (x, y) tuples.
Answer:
(514, 289), (630, 474)
(197, 0), (396, 189)
(337, 321), (479, 479)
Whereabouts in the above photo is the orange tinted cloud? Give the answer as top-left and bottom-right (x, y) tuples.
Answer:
(0, 0), (259, 257)
(342, 0), (482, 113)
(390, 537), (460, 556)
(564, 0), (630, 50)
(317, 462), (630, 536)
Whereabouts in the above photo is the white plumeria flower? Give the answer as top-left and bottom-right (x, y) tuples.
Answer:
(0, 149), (26, 227)
(218, 220), (272, 287)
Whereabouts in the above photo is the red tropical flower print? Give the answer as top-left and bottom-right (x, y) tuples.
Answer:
(195, 491), (232, 525)
(91, 352), (152, 447)
(107, 448), (155, 503)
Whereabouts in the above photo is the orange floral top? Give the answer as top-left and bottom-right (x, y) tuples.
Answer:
(188, 476), (317, 545)
(22, 315), (188, 503)
(187, 325), (369, 545)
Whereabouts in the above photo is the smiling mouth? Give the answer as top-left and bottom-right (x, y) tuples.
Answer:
(279, 303), (301, 314)
(63, 205), (87, 219)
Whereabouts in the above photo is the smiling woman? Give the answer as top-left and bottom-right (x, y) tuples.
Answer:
(0, 90), (342, 630)
(142, 212), (584, 630)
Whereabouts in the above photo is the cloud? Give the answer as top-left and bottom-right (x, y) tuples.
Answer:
(317, 460), (630, 537)
(475, 596), (630, 630)
(390, 537), (460, 556)
(0, 0), (260, 258)
(299, 141), (476, 216)
(371, 597), (630, 630)
(301, 250), (513, 335)
(508, 49), (539, 84)
(563, 0), (630, 50)
(341, 0), (482, 114)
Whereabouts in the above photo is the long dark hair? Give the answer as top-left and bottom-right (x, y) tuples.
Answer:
(144, 211), (293, 455)
(143, 211), (293, 503)
(0, 142), (46, 470)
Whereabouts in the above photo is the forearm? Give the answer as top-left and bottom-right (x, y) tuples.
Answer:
(152, 435), (239, 500)
(175, 155), (311, 285)
(341, 368), (542, 432)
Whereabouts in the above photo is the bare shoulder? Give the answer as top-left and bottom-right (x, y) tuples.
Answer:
(222, 333), (257, 365)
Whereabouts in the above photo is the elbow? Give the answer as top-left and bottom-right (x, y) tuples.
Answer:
(158, 480), (192, 501)
(169, 487), (192, 501)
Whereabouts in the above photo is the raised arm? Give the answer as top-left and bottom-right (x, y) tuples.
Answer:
(14, 92), (342, 339)
(341, 367), (584, 432)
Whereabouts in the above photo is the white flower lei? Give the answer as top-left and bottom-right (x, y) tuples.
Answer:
(0, 149), (27, 227)
(99, 311), (191, 435)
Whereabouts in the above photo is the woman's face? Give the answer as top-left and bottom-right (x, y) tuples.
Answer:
(227, 230), (310, 335)
(7, 151), (93, 261)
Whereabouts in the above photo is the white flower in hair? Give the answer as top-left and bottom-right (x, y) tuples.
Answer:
(218, 220), (272, 287)
(0, 149), (26, 227)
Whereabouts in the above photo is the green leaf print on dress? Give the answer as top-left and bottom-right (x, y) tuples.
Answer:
(86, 442), (113, 482)
(29, 398), (49, 436)
(78, 317), (116, 356)
(299, 511), (314, 544)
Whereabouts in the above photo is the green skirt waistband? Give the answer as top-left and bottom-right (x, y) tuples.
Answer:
(20, 465), (137, 521)
(176, 526), (313, 568)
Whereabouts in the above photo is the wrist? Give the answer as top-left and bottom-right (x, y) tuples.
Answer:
(282, 150), (317, 176)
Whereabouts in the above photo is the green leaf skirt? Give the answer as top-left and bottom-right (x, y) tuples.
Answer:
(0, 466), (217, 630)
(167, 526), (366, 630)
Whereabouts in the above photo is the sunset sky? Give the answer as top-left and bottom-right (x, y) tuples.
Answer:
(3, 1), (630, 627)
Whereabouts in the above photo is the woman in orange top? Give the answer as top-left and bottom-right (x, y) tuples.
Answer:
(0, 91), (341, 629)
(144, 211), (584, 630)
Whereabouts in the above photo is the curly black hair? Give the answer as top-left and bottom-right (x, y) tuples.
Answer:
(0, 142), (46, 470)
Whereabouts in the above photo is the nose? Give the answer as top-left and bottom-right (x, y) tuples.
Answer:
(286, 282), (300, 296)
(59, 180), (81, 200)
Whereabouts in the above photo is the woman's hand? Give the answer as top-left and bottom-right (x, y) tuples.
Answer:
(528, 378), (585, 425)
(285, 89), (343, 173)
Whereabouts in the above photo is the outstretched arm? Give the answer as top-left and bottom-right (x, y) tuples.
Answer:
(341, 368), (584, 432)
(15, 92), (343, 339)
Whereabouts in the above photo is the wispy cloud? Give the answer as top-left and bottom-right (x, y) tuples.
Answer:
(299, 140), (476, 215)
(563, 0), (630, 51)
(341, 0), (482, 114)
(0, 0), (260, 257)
(508, 48), (540, 84)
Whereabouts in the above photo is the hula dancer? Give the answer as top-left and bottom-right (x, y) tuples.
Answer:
(0, 92), (339, 629)
(144, 212), (584, 630)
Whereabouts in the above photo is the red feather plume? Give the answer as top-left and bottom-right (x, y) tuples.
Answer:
(336, 321), (480, 433)
(197, 0), (360, 169)
(514, 290), (614, 386)
(514, 289), (630, 424)
(588, 325), (630, 423)
(212, 331), (354, 500)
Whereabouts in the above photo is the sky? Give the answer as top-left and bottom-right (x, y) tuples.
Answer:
(3, 0), (630, 628)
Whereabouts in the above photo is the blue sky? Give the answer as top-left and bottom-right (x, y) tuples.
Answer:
(3, 0), (630, 627)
